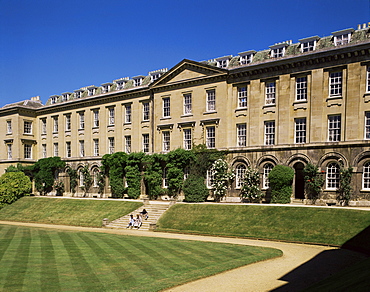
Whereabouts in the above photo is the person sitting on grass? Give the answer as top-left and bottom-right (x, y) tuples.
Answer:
(140, 209), (149, 220)
(126, 214), (135, 229)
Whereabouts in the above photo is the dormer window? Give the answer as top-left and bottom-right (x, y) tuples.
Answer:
(238, 51), (255, 65)
(61, 93), (70, 101)
(151, 73), (161, 82)
(332, 28), (354, 46)
(299, 36), (319, 53)
(50, 95), (59, 104)
(149, 68), (167, 82)
(133, 76), (144, 87)
(101, 83), (112, 93)
(74, 90), (84, 99)
(116, 81), (125, 90)
(215, 56), (231, 68)
(87, 86), (97, 96)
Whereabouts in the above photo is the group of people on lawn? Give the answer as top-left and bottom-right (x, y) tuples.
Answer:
(126, 209), (148, 229)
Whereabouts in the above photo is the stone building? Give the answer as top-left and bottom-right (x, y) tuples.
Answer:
(1, 24), (370, 205)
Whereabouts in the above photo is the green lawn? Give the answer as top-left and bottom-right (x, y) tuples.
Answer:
(0, 197), (142, 227)
(156, 204), (370, 246)
(0, 224), (282, 292)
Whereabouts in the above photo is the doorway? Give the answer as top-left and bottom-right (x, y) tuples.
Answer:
(294, 162), (305, 199)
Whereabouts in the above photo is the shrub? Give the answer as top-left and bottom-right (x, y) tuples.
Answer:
(268, 165), (294, 204)
(304, 163), (324, 204)
(210, 159), (234, 202)
(183, 174), (209, 202)
(101, 152), (128, 198)
(239, 167), (263, 202)
(0, 172), (32, 208)
(337, 167), (353, 206)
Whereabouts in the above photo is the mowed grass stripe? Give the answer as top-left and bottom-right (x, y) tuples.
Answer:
(58, 232), (105, 291)
(3, 228), (31, 291)
(0, 225), (17, 261)
(39, 230), (61, 292)
(77, 233), (136, 288)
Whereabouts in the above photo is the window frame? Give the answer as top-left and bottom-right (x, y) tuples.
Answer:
(163, 97), (170, 118)
(24, 144), (32, 159)
(237, 123), (247, 147)
(264, 121), (275, 145)
(183, 93), (192, 115)
(79, 140), (85, 157)
(93, 139), (99, 157)
(237, 86), (247, 108)
(329, 71), (342, 98)
(108, 107), (115, 126)
(7, 143), (12, 159)
(326, 162), (340, 190)
(53, 143), (59, 157)
(142, 134), (150, 153)
(125, 135), (132, 154)
(66, 141), (71, 158)
(206, 89), (216, 112)
(183, 128), (192, 150)
(263, 163), (273, 189)
(328, 115), (341, 142)
(24, 121), (32, 134)
(296, 76), (308, 101)
(7, 120), (12, 134)
(143, 102), (150, 121)
(206, 126), (216, 149)
(79, 112), (85, 130)
(125, 104), (132, 124)
(294, 118), (307, 144)
(108, 137), (115, 154)
(65, 114), (71, 131)
(362, 161), (370, 190)
(235, 164), (247, 189)
(265, 82), (276, 105)
(93, 110), (99, 128)
(162, 131), (170, 152)
(365, 112), (370, 139)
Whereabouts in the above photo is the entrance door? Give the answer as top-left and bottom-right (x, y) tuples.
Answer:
(294, 162), (305, 199)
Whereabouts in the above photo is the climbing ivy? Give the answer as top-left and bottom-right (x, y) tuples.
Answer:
(125, 152), (145, 199)
(210, 159), (235, 202)
(66, 166), (78, 195)
(143, 153), (165, 199)
(80, 164), (92, 196)
(337, 167), (353, 206)
(101, 152), (127, 198)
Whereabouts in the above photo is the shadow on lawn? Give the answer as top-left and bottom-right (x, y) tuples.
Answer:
(271, 225), (370, 292)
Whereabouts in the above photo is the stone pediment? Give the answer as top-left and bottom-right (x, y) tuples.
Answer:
(152, 59), (227, 87)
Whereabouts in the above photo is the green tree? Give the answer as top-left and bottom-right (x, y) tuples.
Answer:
(337, 167), (353, 206)
(239, 167), (263, 202)
(0, 172), (32, 208)
(143, 153), (165, 199)
(66, 166), (78, 195)
(268, 165), (294, 204)
(183, 174), (209, 202)
(125, 152), (145, 199)
(101, 152), (128, 198)
(303, 163), (324, 204)
(80, 164), (93, 196)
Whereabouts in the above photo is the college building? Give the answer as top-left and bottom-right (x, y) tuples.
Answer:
(1, 24), (370, 205)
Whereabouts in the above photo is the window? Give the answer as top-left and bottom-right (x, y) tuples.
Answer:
(62, 93), (69, 101)
(79, 169), (84, 187)
(183, 129), (192, 150)
(239, 53), (253, 65)
(184, 93), (192, 115)
(143, 102), (150, 121)
(108, 137), (115, 154)
(79, 140), (85, 157)
(6, 120), (12, 134)
(50, 96), (58, 104)
(102, 84), (111, 93)
(53, 117), (59, 133)
(42, 144), (47, 158)
(41, 119), (46, 135)
(206, 126), (215, 149)
(295, 118), (306, 144)
(362, 162), (370, 190)
(184, 167), (190, 180)
(162, 131), (170, 152)
(24, 144), (32, 159)
(365, 112), (370, 139)
(65, 114), (71, 131)
(206, 89), (216, 112)
(66, 142), (71, 158)
(7, 144), (12, 159)
(88, 87), (96, 96)
(237, 124), (247, 147)
(296, 77), (307, 101)
(93, 139), (99, 156)
(216, 59), (228, 68)
(328, 115), (341, 142)
(54, 143), (59, 157)
(134, 77), (143, 87)
(162, 168), (168, 188)
(301, 40), (316, 52)
(75, 91), (83, 99)
(265, 82), (276, 105)
(125, 136), (131, 153)
(264, 121), (275, 145)
(125, 104), (132, 123)
(367, 67), (370, 92)
(334, 33), (351, 46)
(93, 110), (99, 127)
(142, 134), (149, 153)
(326, 162), (340, 190)
(206, 168), (215, 189)
(151, 73), (161, 82)
(263, 163), (273, 189)
(116, 81), (125, 90)
(235, 164), (247, 189)
(24, 121), (32, 134)
(163, 97), (170, 117)
(271, 47), (285, 58)
(79, 112), (85, 130)
(238, 86), (247, 108)
(93, 168), (99, 187)
(329, 72), (342, 97)
(108, 108), (115, 126)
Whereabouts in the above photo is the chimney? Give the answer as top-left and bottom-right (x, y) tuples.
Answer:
(31, 96), (40, 101)
(358, 24), (362, 30)
(363, 23), (367, 29)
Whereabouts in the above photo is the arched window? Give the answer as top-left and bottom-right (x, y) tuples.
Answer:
(235, 164), (247, 189)
(93, 168), (99, 187)
(79, 169), (84, 187)
(326, 162), (340, 190)
(206, 168), (214, 189)
(363, 161), (370, 190)
(263, 163), (273, 189)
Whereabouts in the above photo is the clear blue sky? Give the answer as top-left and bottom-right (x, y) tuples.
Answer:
(0, 0), (369, 106)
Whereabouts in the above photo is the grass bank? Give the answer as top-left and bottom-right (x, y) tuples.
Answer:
(0, 197), (142, 227)
(156, 204), (370, 246)
(0, 224), (282, 291)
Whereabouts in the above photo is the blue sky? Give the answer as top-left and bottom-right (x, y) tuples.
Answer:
(0, 0), (369, 106)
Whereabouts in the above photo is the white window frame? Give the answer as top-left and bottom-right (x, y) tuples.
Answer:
(239, 54), (253, 65)
(328, 115), (341, 142)
(79, 140), (85, 157)
(206, 90), (216, 112)
(42, 144), (47, 158)
(183, 128), (192, 150)
(326, 162), (340, 190)
(367, 67), (370, 93)
(295, 118), (307, 144)
(271, 47), (285, 58)
(237, 124), (247, 147)
(66, 142), (71, 158)
(79, 112), (85, 130)
(263, 163), (273, 189)
(365, 112), (370, 139)
(65, 114), (71, 131)
(7, 144), (12, 159)
(334, 33), (351, 46)
(162, 168), (168, 188)
(216, 59), (228, 68)
(93, 168), (99, 187)
(88, 88), (95, 96)
(108, 108), (115, 126)
(184, 93), (192, 115)
(108, 137), (115, 154)
(235, 164), (247, 189)
(93, 139), (99, 156)
(265, 82), (276, 105)
(125, 135), (131, 154)
(301, 40), (316, 52)
(206, 169), (215, 189)
(7, 120), (12, 134)
(237, 86), (247, 108)
(143, 102), (150, 121)
(79, 169), (84, 187)
(264, 121), (275, 145)
(125, 104), (132, 123)
(163, 97), (170, 118)
(142, 134), (149, 153)
(134, 77), (143, 87)
(362, 161), (370, 190)
(329, 71), (342, 97)
(93, 110), (99, 128)
(53, 117), (59, 133)
(24, 144), (32, 159)
(206, 126), (216, 149)
(296, 76), (307, 101)
(162, 131), (170, 152)
(24, 121), (32, 134)
(53, 143), (59, 157)
(41, 119), (46, 135)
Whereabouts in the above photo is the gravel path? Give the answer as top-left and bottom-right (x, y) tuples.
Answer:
(0, 221), (366, 292)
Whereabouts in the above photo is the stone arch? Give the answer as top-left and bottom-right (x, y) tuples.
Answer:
(353, 151), (370, 170)
(256, 154), (279, 169)
(317, 152), (348, 170)
(230, 156), (251, 168)
(286, 154), (311, 200)
(286, 153), (311, 167)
